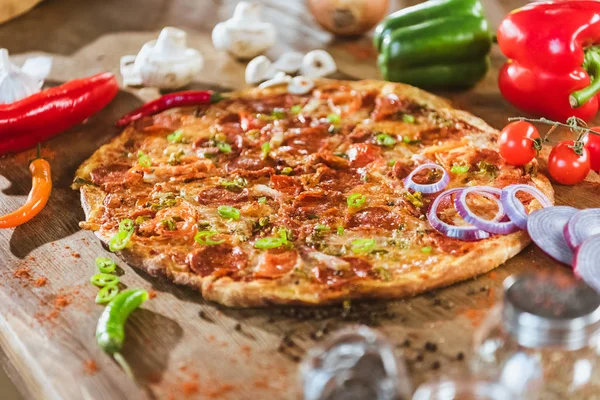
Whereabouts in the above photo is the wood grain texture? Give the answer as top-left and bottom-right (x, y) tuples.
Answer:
(0, 0), (599, 399)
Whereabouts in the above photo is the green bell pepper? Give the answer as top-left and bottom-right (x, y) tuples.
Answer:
(374, 0), (492, 89)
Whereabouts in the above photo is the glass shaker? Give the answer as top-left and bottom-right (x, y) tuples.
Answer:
(412, 379), (513, 400)
(300, 325), (412, 400)
(471, 270), (600, 400)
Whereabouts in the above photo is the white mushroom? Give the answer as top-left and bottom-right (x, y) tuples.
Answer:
(212, 2), (276, 60)
(0, 49), (52, 104)
(120, 27), (204, 89)
(258, 71), (292, 89)
(288, 75), (314, 95)
(301, 50), (337, 79)
(273, 52), (304, 74)
(245, 55), (273, 85)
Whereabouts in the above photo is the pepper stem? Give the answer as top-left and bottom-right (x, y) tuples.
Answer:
(570, 47), (600, 108)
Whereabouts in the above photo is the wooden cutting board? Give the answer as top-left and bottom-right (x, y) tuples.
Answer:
(0, 0), (598, 399)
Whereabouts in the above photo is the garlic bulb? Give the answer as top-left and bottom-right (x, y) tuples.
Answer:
(120, 27), (204, 89)
(0, 48), (52, 104)
(301, 50), (337, 79)
(212, 2), (276, 60)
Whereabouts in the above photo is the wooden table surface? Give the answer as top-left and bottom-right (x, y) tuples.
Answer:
(0, 0), (599, 399)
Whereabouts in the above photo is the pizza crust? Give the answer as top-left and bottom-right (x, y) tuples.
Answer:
(77, 79), (554, 307)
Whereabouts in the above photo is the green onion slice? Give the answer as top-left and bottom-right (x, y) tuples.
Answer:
(402, 114), (415, 124)
(217, 205), (241, 220)
(167, 130), (184, 143)
(375, 133), (396, 147)
(351, 238), (376, 254)
(217, 142), (232, 153)
(95, 257), (116, 274)
(347, 193), (367, 208)
(451, 165), (470, 174)
(194, 231), (225, 245)
(290, 105), (302, 114)
(327, 113), (341, 124)
(254, 237), (285, 249)
(109, 219), (134, 252)
(90, 273), (120, 288)
(137, 151), (151, 167)
(337, 226), (345, 235)
(258, 197), (267, 204)
(95, 285), (120, 304)
(421, 246), (433, 254)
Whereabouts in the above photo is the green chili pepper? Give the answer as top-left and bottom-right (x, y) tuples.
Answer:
(96, 289), (148, 379)
(167, 130), (184, 143)
(96, 257), (117, 274)
(109, 218), (134, 252)
(194, 231), (224, 245)
(96, 285), (120, 304)
(90, 273), (120, 287)
(137, 151), (151, 167)
(217, 205), (240, 220)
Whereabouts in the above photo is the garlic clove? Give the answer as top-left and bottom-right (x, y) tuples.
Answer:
(21, 56), (52, 84)
(288, 76), (314, 95)
(301, 50), (337, 79)
(232, 2), (263, 22)
(258, 72), (292, 89)
(245, 55), (273, 85)
(273, 52), (304, 74)
(0, 49), (45, 104)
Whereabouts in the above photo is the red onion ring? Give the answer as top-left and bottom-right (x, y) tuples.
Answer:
(427, 188), (491, 241)
(528, 206), (577, 266)
(455, 186), (520, 235)
(564, 209), (600, 250)
(574, 234), (600, 291)
(500, 184), (552, 231)
(404, 163), (450, 194)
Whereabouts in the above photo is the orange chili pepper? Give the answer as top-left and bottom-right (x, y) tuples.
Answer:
(0, 152), (52, 228)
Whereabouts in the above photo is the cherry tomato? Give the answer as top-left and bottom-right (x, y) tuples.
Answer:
(583, 127), (600, 173)
(547, 141), (591, 185)
(498, 121), (541, 166)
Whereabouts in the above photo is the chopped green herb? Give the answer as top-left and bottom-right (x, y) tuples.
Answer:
(347, 193), (367, 208)
(108, 219), (134, 252)
(258, 197), (267, 204)
(281, 167), (293, 175)
(220, 177), (247, 191)
(402, 114), (415, 124)
(161, 218), (177, 231)
(351, 238), (376, 254)
(168, 150), (183, 165)
(315, 224), (330, 231)
(404, 191), (424, 208)
(95, 257), (116, 274)
(137, 151), (151, 167)
(373, 266), (391, 281)
(261, 142), (270, 159)
(167, 130), (184, 143)
(478, 161), (498, 175)
(337, 226), (345, 235)
(375, 133), (396, 147)
(194, 231), (225, 245)
(403, 136), (421, 145)
(259, 109), (286, 121)
(217, 205), (240, 220)
(290, 105), (302, 114)
(421, 246), (433, 254)
(150, 196), (177, 211)
(451, 165), (470, 174)
(327, 113), (341, 124)
(217, 141), (232, 153)
(258, 216), (270, 227)
(387, 160), (396, 167)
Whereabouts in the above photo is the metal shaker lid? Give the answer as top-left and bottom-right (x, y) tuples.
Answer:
(503, 270), (600, 349)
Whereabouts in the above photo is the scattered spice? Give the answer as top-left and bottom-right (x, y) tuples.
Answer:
(34, 277), (48, 287)
(182, 381), (199, 396)
(13, 267), (31, 279)
(83, 360), (98, 375)
(424, 342), (438, 352)
(415, 353), (424, 362)
(147, 289), (157, 299)
(456, 352), (465, 361)
(431, 361), (441, 370)
(71, 252), (81, 258)
(234, 322), (242, 331)
(199, 310), (214, 322)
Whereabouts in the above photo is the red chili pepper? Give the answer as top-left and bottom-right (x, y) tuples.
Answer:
(115, 90), (224, 127)
(0, 72), (118, 154)
(497, 1), (600, 123)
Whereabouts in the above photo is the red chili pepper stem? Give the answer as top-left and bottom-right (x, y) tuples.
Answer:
(570, 47), (600, 108)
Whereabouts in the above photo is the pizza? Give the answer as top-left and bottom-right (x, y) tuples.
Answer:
(73, 79), (553, 307)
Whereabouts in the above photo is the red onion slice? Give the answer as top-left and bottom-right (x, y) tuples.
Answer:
(574, 234), (600, 291)
(564, 209), (600, 250)
(527, 206), (578, 266)
(427, 188), (491, 241)
(404, 163), (450, 194)
(500, 184), (552, 231)
(455, 186), (520, 235)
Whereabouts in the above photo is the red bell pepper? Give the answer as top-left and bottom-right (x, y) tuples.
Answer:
(497, 1), (600, 123)
(0, 73), (118, 154)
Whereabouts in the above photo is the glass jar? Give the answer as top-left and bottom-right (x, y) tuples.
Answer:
(412, 379), (513, 400)
(300, 325), (412, 400)
(471, 270), (600, 400)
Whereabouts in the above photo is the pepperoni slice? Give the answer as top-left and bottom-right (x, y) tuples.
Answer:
(371, 94), (403, 121)
(90, 164), (132, 187)
(254, 250), (298, 279)
(347, 143), (382, 167)
(346, 207), (401, 230)
(312, 257), (372, 287)
(281, 126), (330, 155)
(291, 190), (344, 218)
(187, 244), (248, 277)
(392, 160), (413, 180)
(418, 124), (466, 145)
(270, 175), (303, 196)
(428, 233), (471, 256)
(226, 154), (268, 174)
(467, 148), (503, 169)
(312, 166), (362, 193)
(197, 187), (249, 205)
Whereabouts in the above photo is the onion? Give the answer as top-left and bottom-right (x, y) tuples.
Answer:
(564, 209), (600, 250)
(404, 163), (450, 194)
(574, 234), (600, 291)
(427, 188), (491, 241)
(252, 184), (282, 200)
(527, 206), (578, 266)
(307, 0), (389, 36)
(454, 186), (519, 235)
(500, 184), (552, 231)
